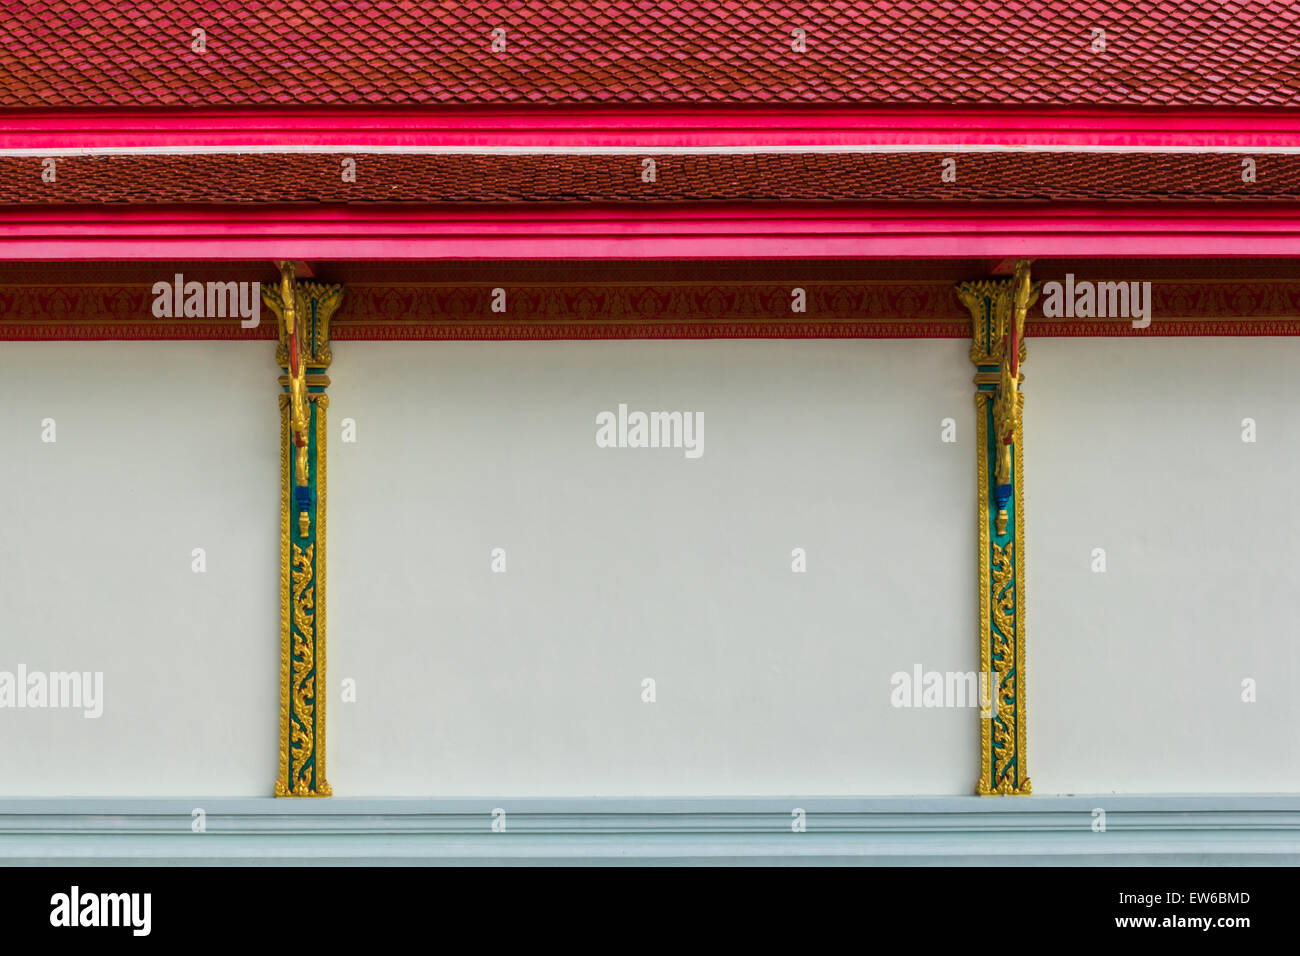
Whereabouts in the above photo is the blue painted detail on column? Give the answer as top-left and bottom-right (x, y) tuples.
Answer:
(994, 482), (1013, 511)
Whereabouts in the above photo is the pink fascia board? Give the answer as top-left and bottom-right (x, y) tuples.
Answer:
(3, 204), (1300, 259)
(5, 105), (1299, 260)
(3, 106), (1300, 150)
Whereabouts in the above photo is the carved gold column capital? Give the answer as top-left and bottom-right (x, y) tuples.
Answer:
(957, 264), (1039, 371)
(262, 267), (344, 371)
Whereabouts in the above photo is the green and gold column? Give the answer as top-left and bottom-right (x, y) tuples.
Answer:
(264, 263), (343, 797)
(957, 260), (1038, 796)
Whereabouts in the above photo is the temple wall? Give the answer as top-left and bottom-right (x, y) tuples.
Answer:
(0, 342), (280, 795)
(0, 337), (1296, 796)
(327, 340), (976, 795)
(1028, 337), (1300, 793)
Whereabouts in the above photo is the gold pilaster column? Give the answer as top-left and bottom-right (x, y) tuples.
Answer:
(957, 261), (1038, 795)
(263, 263), (343, 797)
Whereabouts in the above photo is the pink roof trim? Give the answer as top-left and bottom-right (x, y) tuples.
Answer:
(4, 203), (1300, 259)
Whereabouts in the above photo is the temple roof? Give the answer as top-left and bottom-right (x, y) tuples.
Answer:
(6, 151), (1300, 204)
(2, 1), (1298, 109)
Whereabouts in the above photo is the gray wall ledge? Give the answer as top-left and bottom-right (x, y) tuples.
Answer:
(1, 795), (1297, 866)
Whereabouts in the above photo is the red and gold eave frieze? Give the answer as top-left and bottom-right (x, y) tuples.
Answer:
(4, 276), (1300, 341)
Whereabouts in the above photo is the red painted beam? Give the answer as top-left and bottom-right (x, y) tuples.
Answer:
(3, 107), (1300, 150)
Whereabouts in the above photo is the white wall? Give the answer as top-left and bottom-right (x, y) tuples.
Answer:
(5, 335), (1292, 798)
(1028, 337), (1300, 793)
(0, 343), (280, 795)
(328, 340), (976, 795)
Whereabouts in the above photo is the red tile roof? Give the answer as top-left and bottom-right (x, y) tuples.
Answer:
(1, 1), (1298, 109)
(4, 152), (1299, 204)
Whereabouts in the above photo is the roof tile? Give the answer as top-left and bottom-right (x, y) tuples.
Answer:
(0, 1), (1296, 108)
(4, 151), (1298, 204)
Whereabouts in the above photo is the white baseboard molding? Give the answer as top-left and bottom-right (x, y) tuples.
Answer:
(1, 795), (1297, 865)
